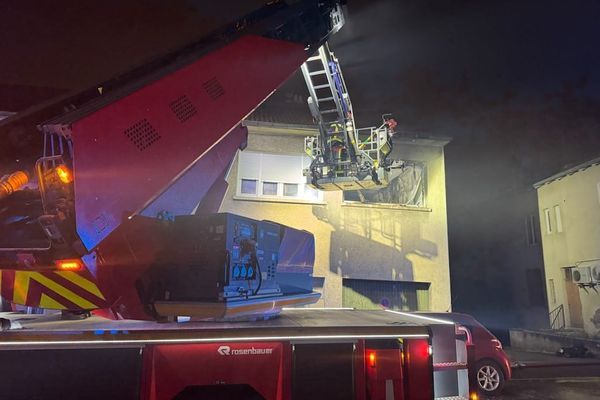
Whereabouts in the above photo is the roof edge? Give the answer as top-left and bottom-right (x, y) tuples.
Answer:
(534, 156), (600, 189)
(243, 120), (452, 146)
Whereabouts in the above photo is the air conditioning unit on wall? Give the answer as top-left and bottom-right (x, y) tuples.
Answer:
(572, 266), (592, 284)
(591, 264), (600, 283)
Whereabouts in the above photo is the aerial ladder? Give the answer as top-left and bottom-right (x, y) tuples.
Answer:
(0, 0), (343, 322)
(301, 42), (403, 191)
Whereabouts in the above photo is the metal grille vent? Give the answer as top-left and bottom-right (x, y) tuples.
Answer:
(124, 119), (161, 151)
(203, 77), (225, 100)
(169, 95), (197, 123)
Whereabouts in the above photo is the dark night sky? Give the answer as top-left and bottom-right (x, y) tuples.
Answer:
(321, 0), (600, 331)
(2, 0), (600, 330)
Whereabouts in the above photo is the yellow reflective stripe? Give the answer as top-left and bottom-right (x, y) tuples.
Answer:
(39, 293), (67, 310)
(29, 272), (97, 309)
(13, 272), (30, 304)
(55, 271), (105, 300)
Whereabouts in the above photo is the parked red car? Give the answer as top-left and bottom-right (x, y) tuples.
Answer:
(416, 312), (512, 396)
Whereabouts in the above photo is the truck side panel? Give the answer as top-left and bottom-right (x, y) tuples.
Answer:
(69, 34), (307, 251)
(141, 342), (287, 400)
(0, 348), (142, 400)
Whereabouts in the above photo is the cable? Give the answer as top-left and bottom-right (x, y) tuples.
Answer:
(251, 252), (262, 296)
(225, 250), (231, 285)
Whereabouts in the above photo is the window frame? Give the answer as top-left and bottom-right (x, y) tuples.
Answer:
(283, 182), (299, 197)
(240, 178), (258, 196)
(235, 150), (324, 204)
(554, 205), (563, 233)
(544, 208), (553, 234)
(526, 214), (538, 246)
(262, 181), (279, 196)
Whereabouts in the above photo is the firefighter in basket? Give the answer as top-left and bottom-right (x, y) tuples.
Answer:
(326, 122), (347, 176)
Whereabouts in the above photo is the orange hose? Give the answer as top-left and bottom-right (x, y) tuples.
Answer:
(0, 171), (29, 200)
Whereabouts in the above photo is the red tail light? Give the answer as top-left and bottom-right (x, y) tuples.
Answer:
(416, 340), (431, 358)
(367, 351), (377, 368)
(491, 339), (503, 350)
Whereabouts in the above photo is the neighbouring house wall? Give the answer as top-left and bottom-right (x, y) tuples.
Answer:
(219, 123), (452, 312)
(537, 163), (600, 337)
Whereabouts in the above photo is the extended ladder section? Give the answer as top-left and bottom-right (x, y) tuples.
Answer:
(301, 43), (398, 191)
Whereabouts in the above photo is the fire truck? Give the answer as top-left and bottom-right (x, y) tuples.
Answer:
(0, 1), (470, 398)
(0, 309), (469, 400)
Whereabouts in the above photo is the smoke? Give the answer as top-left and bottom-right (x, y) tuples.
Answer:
(326, 0), (600, 331)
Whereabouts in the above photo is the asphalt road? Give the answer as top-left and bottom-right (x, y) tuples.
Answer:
(486, 377), (600, 400)
(480, 363), (600, 400)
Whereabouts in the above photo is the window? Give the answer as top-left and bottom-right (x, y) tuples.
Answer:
(283, 183), (298, 197)
(236, 151), (323, 203)
(526, 214), (538, 246)
(548, 279), (556, 305)
(262, 182), (278, 196)
(240, 179), (257, 195)
(544, 208), (552, 234)
(343, 161), (426, 207)
(554, 205), (563, 233)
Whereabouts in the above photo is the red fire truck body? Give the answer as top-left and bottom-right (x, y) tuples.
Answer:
(0, 309), (469, 400)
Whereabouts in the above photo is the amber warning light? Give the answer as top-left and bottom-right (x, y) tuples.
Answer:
(55, 259), (83, 271)
(55, 165), (73, 184)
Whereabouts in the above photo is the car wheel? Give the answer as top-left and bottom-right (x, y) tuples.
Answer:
(475, 360), (505, 396)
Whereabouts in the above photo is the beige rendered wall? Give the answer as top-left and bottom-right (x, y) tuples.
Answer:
(537, 163), (600, 336)
(218, 125), (452, 311)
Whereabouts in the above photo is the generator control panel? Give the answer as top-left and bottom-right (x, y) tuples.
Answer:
(166, 213), (283, 302)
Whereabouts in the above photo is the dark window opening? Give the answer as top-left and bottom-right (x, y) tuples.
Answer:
(342, 278), (430, 311)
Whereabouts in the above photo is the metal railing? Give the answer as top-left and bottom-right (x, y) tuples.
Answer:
(549, 304), (565, 330)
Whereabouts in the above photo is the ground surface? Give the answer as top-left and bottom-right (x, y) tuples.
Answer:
(481, 349), (600, 400)
(487, 377), (600, 400)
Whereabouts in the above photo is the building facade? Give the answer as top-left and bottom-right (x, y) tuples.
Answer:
(219, 121), (452, 312)
(534, 158), (600, 337)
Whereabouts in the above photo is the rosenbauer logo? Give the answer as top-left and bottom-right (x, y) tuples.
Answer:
(217, 345), (273, 356)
